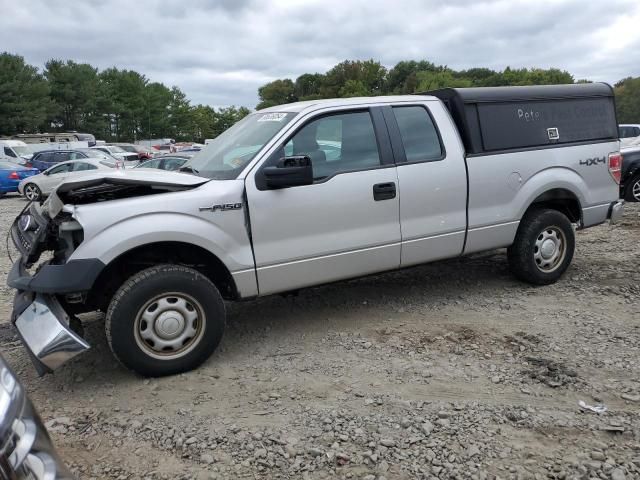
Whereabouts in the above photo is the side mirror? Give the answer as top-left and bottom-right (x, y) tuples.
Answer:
(263, 156), (313, 189)
(42, 170), (50, 176)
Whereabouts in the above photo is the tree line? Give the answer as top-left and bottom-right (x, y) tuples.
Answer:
(0, 52), (249, 143)
(1, 53), (639, 144)
(257, 60), (640, 124)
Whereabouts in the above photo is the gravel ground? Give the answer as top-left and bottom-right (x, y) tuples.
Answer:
(0, 193), (638, 480)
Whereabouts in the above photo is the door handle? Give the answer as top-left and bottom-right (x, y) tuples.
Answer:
(372, 182), (396, 201)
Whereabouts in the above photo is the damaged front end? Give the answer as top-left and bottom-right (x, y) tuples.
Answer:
(8, 201), (95, 375)
(7, 171), (208, 374)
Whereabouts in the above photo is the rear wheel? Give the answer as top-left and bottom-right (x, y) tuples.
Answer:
(23, 183), (41, 202)
(624, 174), (640, 202)
(105, 265), (225, 377)
(507, 209), (575, 285)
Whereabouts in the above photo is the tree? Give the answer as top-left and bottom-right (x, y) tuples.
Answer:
(256, 79), (297, 109)
(294, 73), (324, 101)
(0, 52), (52, 134)
(321, 60), (387, 98)
(615, 77), (640, 123)
(385, 60), (439, 94)
(415, 70), (472, 91)
(45, 59), (99, 131)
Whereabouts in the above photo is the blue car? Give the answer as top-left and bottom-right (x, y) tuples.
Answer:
(0, 161), (39, 196)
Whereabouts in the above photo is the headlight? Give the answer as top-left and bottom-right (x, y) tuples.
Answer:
(19, 214), (36, 232)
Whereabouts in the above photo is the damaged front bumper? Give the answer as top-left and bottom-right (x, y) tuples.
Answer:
(12, 292), (90, 376)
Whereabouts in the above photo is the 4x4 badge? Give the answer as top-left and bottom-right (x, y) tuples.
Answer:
(199, 203), (242, 212)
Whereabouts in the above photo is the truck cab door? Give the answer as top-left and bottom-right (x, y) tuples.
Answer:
(381, 103), (468, 266)
(245, 107), (401, 295)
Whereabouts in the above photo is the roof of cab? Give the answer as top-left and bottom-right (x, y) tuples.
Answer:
(257, 95), (437, 114)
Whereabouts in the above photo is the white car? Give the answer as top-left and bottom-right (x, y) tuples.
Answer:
(18, 158), (115, 201)
(90, 145), (139, 166)
(619, 124), (640, 147)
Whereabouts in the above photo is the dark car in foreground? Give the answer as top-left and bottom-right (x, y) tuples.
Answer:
(0, 354), (72, 478)
(0, 161), (39, 197)
(621, 146), (640, 202)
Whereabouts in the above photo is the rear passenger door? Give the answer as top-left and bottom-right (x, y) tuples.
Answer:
(382, 103), (468, 266)
(246, 107), (401, 295)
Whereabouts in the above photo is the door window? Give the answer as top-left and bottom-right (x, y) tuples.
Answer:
(283, 111), (381, 180)
(36, 152), (53, 163)
(141, 159), (161, 169)
(68, 151), (87, 160)
(163, 158), (186, 170)
(48, 163), (73, 175)
(54, 152), (70, 163)
(73, 162), (98, 171)
(392, 106), (443, 162)
(4, 147), (17, 158)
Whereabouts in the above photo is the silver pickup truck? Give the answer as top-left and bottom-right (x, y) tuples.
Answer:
(8, 83), (624, 377)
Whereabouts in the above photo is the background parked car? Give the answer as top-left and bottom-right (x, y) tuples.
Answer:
(0, 161), (39, 197)
(30, 149), (119, 171)
(109, 143), (155, 160)
(90, 145), (139, 165)
(621, 146), (640, 202)
(19, 158), (115, 201)
(0, 354), (72, 478)
(135, 154), (189, 171)
(619, 124), (640, 147)
(0, 139), (32, 163)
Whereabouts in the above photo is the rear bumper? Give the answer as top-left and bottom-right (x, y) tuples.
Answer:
(12, 293), (90, 375)
(608, 200), (625, 225)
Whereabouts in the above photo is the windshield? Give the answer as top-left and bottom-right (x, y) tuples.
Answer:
(12, 146), (31, 156)
(186, 112), (296, 179)
(109, 146), (126, 153)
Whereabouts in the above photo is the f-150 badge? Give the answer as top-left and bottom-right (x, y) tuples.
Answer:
(199, 203), (242, 212)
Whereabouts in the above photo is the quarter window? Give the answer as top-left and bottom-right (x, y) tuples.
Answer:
(283, 111), (381, 180)
(392, 106), (443, 162)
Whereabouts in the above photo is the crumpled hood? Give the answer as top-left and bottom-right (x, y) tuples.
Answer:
(46, 169), (209, 217)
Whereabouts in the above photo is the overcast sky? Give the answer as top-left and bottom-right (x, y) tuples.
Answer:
(2, 0), (639, 109)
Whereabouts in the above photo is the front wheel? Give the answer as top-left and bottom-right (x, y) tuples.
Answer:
(507, 209), (575, 285)
(624, 174), (640, 202)
(23, 183), (41, 202)
(105, 265), (225, 377)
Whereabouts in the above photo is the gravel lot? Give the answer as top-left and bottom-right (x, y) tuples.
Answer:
(0, 194), (638, 480)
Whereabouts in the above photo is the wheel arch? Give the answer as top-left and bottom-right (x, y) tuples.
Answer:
(523, 188), (582, 225)
(87, 241), (239, 312)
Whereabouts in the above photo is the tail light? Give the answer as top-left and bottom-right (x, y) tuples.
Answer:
(8, 172), (19, 180)
(608, 152), (622, 184)
(24, 162), (32, 168)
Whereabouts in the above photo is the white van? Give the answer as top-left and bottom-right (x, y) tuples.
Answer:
(0, 139), (33, 163)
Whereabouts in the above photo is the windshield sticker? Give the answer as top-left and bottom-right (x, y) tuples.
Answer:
(258, 113), (287, 122)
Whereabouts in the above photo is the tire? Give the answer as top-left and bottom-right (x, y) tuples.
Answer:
(624, 174), (640, 202)
(507, 209), (575, 285)
(23, 183), (41, 202)
(105, 264), (225, 377)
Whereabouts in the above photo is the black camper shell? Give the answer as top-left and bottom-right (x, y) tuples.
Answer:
(422, 83), (618, 156)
